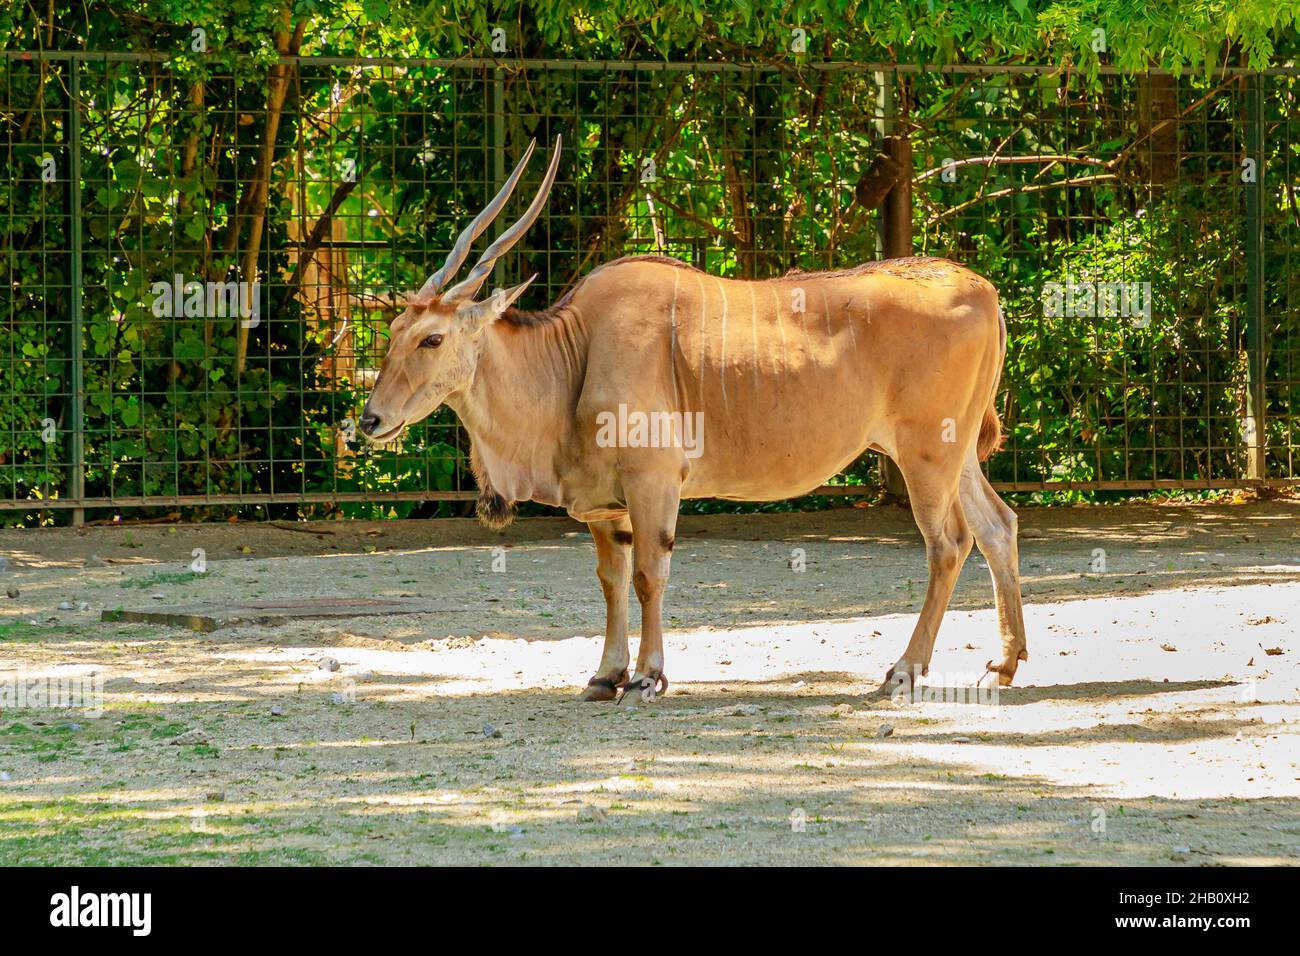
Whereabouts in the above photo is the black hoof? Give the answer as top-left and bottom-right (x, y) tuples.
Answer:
(617, 672), (668, 704)
(580, 671), (628, 702)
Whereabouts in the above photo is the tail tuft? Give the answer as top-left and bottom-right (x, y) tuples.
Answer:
(977, 405), (1004, 461)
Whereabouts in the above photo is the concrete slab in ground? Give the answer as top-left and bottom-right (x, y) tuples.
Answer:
(101, 597), (436, 632)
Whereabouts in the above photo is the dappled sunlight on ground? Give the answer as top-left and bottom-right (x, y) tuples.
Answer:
(1, 504), (1298, 864)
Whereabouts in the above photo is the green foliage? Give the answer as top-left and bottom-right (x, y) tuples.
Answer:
(1, 4), (1298, 521)
(3, 2), (1296, 72)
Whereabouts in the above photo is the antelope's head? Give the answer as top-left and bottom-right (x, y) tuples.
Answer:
(358, 136), (561, 443)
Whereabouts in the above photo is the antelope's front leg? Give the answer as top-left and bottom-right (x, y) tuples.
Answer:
(622, 478), (681, 704)
(581, 516), (633, 701)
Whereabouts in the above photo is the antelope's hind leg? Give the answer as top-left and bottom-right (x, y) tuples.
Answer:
(581, 516), (633, 701)
(958, 459), (1028, 686)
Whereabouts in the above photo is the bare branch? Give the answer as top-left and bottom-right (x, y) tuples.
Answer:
(346, 291), (406, 314)
(287, 177), (360, 292)
(642, 188), (733, 241)
(915, 154), (1110, 184)
(927, 173), (1120, 226)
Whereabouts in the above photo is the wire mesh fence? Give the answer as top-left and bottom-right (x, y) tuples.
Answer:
(1, 52), (1297, 522)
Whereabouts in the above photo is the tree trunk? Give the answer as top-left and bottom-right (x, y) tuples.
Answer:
(878, 77), (913, 504)
(1136, 71), (1179, 189)
(234, 14), (306, 376)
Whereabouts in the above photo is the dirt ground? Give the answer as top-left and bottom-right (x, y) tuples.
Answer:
(0, 501), (1298, 866)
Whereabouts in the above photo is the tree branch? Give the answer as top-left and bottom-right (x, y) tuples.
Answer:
(927, 173), (1120, 226)
(642, 187), (733, 241)
(286, 176), (360, 292)
(234, 12), (307, 377)
(914, 153), (1109, 184)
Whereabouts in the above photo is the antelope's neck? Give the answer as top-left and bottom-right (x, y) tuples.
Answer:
(446, 310), (587, 507)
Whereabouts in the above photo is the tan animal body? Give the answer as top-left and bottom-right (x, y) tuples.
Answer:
(361, 138), (1027, 702)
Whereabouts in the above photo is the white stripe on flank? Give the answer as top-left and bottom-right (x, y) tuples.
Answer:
(669, 268), (680, 402)
(771, 285), (788, 370)
(821, 286), (833, 337)
(797, 283), (817, 368)
(694, 273), (708, 403)
(717, 277), (729, 406)
(825, 286), (858, 353)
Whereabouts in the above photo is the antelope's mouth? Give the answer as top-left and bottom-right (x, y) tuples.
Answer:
(366, 420), (406, 444)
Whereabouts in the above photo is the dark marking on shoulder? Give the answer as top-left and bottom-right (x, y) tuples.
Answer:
(500, 306), (560, 327)
(660, 531), (675, 551)
(613, 529), (634, 546)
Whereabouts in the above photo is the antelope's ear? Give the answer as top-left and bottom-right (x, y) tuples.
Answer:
(457, 274), (537, 332)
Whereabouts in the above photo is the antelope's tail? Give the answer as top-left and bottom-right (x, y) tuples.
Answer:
(976, 301), (1007, 462)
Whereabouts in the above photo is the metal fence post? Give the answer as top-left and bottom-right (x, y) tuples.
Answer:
(1244, 71), (1267, 483)
(67, 58), (86, 526)
(874, 68), (910, 503)
(492, 66), (507, 280)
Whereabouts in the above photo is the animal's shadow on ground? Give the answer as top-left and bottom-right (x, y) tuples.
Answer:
(686, 673), (1235, 707)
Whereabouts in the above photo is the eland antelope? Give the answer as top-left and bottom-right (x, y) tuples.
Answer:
(359, 137), (1027, 702)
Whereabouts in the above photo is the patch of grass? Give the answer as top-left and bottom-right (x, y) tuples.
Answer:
(0, 621), (48, 643)
(0, 809), (341, 866)
(30, 740), (79, 761)
(40, 724), (79, 736)
(121, 570), (207, 589)
(0, 722), (87, 762)
(117, 712), (159, 733)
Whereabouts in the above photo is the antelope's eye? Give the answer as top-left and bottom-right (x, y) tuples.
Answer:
(420, 332), (444, 349)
